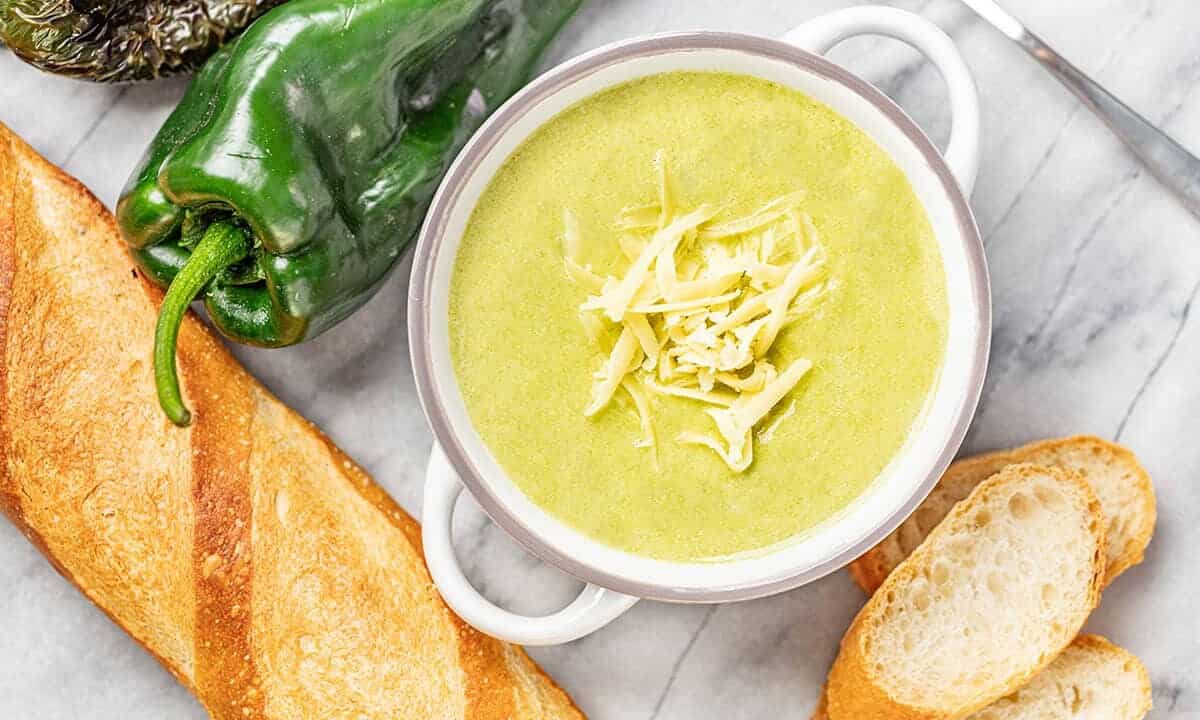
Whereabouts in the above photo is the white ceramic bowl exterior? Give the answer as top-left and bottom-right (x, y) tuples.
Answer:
(410, 7), (989, 645)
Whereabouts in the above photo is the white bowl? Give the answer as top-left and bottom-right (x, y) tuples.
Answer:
(409, 6), (989, 645)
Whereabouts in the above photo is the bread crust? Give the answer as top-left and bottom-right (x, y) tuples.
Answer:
(0, 124), (205, 697)
(0, 122), (583, 720)
(850, 436), (1155, 593)
(826, 464), (1107, 720)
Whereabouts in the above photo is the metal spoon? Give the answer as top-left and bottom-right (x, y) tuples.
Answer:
(961, 0), (1200, 219)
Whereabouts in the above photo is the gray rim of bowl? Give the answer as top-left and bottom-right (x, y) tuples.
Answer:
(408, 30), (991, 603)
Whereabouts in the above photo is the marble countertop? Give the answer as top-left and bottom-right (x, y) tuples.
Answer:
(2, 0), (1198, 717)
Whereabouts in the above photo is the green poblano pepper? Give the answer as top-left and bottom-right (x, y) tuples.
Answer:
(115, 0), (581, 425)
(0, 0), (286, 81)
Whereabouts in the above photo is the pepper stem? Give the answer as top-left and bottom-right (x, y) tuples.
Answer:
(154, 221), (250, 426)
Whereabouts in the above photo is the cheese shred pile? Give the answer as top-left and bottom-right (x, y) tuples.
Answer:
(561, 151), (828, 472)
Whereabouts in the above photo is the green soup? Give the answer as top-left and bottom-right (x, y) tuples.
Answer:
(448, 71), (947, 562)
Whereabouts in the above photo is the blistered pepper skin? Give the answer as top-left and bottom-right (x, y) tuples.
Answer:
(0, 0), (285, 82)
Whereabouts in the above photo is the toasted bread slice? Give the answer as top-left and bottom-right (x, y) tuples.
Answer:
(825, 464), (1107, 719)
(850, 436), (1154, 593)
(814, 635), (1151, 720)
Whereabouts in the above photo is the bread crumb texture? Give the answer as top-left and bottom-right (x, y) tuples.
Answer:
(968, 635), (1151, 720)
(827, 464), (1106, 719)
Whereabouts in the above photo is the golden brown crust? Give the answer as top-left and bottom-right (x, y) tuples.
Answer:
(0, 129), (203, 696)
(845, 546), (888, 597)
(269, 398), (527, 720)
(0, 122), (583, 720)
(176, 303), (264, 719)
(826, 465), (1107, 720)
(0, 127), (19, 535)
(810, 686), (829, 720)
(850, 436), (1155, 594)
(0, 128), (49, 558)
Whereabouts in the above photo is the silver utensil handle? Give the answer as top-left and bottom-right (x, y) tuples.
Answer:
(1016, 30), (1200, 218)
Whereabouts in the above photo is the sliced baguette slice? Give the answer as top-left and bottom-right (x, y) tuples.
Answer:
(826, 464), (1107, 720)
(851, 436), (1155, 594)
(967, 635), (1151, 720)
(813, 635), (1151, 720)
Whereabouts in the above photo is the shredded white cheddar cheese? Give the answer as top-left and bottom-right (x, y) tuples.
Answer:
(561, 152), (828, 471)
(621, 378), (659, 470)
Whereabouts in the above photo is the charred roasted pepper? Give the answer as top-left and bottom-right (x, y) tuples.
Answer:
(116, 0), (579, 425)
(0, 0), (286, 81)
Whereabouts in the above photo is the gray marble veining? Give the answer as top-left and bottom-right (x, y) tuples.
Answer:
(1, 0), (1198, 717)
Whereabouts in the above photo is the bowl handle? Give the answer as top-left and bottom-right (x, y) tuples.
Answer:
(421, 444), (639, 645)
(784, 6), (980, 195)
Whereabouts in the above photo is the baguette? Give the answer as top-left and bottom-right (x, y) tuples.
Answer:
(825, 464), (1106, 720)
(813, 635), (1151, 720)
(850, 436), (1155, 594)
(0, 123), (582, 719)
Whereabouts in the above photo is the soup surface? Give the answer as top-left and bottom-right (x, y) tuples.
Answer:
(449, 71), (947, 561)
